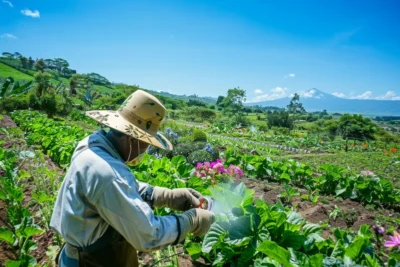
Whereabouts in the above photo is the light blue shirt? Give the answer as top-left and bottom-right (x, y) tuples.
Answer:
(50, 130), (180, 251)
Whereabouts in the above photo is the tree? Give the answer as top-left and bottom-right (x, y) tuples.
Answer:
(221, 87), (246, 124)
(28, 57), (35, 69)
(266, 110), (294, 130)
(216, 95), (225, 106)
(287, 93), (306, 114)
(34, 72), (52, 97)
(188, 99), (206, 107)
(339, 114), (377, 141)
(34, 59), (46, 72)
(13, 52), (22, 59)
(1, 52), (13, 59)
(54, 58), (69, 75)
(20, 56), (29, 69)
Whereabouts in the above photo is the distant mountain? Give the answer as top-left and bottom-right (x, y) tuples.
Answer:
(246, 88), (400, 116)
(147, 90), (217, 105)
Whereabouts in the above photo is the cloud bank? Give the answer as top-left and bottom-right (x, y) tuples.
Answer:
(21, 9), (40, 18)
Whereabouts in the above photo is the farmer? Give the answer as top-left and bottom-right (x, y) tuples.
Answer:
(50, 90), (215, 267)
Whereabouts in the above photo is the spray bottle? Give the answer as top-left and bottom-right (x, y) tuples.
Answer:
(198, 196), (214, 211)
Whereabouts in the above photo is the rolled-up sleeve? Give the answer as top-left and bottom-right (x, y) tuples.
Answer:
(96, 177), (179, 252)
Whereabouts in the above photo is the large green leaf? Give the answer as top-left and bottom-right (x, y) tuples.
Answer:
(5, 260), (21, 267)
(202, 223), (226, 253)
(289, 248), (310, 267)
(302, 224), (322, 236)
(229, 216), (253, 240)
(281, 231), (306, 251)
(257, 240), (293, 267)
(344, 236), (369, 262)
(309, 254), (324, 267)
(331, 239), (345, 258)
(0, 227), (16, 245)
(287, 212), (305, 225)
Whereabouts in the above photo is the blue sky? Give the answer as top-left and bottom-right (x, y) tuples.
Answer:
(1, 0), (400, 102)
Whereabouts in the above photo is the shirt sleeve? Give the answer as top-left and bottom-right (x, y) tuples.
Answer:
(96, 177), (179, 252)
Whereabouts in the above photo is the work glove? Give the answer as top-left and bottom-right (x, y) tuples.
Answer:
(176, 208), (215, 242)
(152, 187), (202, 211)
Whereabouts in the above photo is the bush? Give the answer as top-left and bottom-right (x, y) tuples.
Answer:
(187, 150), (214, 165)
(0, 95), (30, 112)
(192, 129), (207, 142)
(41, 93), (57, 118)
(29, 93), (41, 109)
(172, 143), (195, 158)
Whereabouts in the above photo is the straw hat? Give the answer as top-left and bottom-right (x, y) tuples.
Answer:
(86, 90), (173, 151)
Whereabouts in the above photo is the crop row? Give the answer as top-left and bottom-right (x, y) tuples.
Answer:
(224, 148), (400, 209)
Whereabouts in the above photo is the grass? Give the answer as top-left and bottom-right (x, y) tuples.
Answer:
(290, 151), (400, 187)
(0, 63), (34, 81)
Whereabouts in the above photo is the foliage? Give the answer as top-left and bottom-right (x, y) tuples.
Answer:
(339, 114), (377, 141)
(267, 111), (294, 130)
(188, 150), (214, 165)
(34, 71), (52, 97)
(221, 87), (246, 124)
(192, 129), (207, 142)
(287, 93), (306, 114)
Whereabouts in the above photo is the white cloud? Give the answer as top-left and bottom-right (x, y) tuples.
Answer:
(375, 91), (400, 100)
(21, 9), (40, 18)
(285, 73), (295, 78)
(248, 87), (288, 102)
(331, 90), (400, 100)
(2, 0), (13, 7)
(349, 91), (372, 99)
(1, 33), (17, 39)
(254, 89), (263, 94)
(332, 92), (346, 98)
(303, 89), (316, 98)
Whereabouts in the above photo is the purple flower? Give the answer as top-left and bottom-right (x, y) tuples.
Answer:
(384, 232), (400, 248)
(372, 225), (385, 235)
(196, 163), (203, 169)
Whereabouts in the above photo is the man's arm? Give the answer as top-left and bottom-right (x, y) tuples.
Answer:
(96, 177), (187, 251)
(136, 181), (154, 208)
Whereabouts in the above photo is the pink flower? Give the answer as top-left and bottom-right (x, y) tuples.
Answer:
(196, 163), (203, 169)
(360, 170), (374, 176)
(384, 232), (400, 248)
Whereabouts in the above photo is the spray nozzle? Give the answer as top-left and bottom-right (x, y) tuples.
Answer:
(198, 196), (213, 211)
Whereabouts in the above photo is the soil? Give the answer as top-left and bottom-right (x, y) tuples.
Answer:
(241, 176), (400, 238)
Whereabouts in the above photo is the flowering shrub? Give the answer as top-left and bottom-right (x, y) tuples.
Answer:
(194, 159), (244, 184)
(360, 170), (375, 176)
(204, 143), (214, 154)
(165, 128), (179, 140)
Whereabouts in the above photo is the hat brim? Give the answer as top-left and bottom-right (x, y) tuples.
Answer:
(85, 110), (173, 151)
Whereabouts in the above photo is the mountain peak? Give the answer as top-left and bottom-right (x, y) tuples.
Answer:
(301, 88), (337, 99)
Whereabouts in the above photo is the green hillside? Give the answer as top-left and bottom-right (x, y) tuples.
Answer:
(0, 63), (34, 81)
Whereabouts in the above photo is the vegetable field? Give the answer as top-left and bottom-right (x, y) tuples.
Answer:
(1, 111), (400, 267)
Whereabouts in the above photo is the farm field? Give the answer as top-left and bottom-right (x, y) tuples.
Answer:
(1, 109), (400, 267)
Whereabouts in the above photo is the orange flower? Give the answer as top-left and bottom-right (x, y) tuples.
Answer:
(385, 151), (389, 156)
(362, 143), (368, 148)
(391, 148), (397, 153)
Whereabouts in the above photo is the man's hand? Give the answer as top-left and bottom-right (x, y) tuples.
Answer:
(177, 208), (215, 241)
(152, 187), (202, 211)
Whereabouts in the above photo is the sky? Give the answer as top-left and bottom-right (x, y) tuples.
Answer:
(1, 0), (400, 102)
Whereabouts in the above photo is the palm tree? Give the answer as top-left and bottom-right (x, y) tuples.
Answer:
(34, 71), (52, 97)
(34, 59), (46, 72)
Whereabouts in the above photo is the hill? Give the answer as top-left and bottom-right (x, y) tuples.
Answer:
(247, 88), (400, 116)
(0, 63), (34, 81)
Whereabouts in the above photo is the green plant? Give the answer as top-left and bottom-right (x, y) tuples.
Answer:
(192, 128), (207, 142)
(278, 184), (300, 204)
(187, 150), (213, 165)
